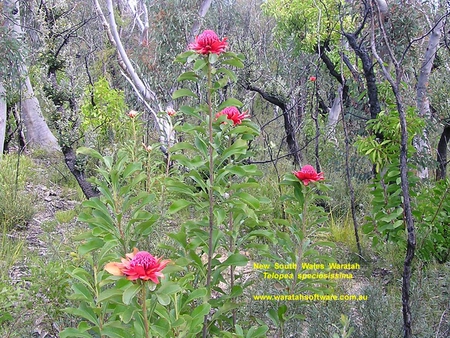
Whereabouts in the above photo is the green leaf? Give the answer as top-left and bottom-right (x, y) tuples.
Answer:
(70, 268), (94, 292)
(60, 323), (92, 338)
(221, 253), (248, 267)
(194, 135), (208, 158)
(217, 67), (238, 82)
(191, 303), (211, 319)
(267, 308), (279, 326)
(221, 139), (248, 161)
(122, 283), (141, 305)
(218, 98), (243, 110)
(179, 105), (200, 118)
(122, 162), (142, 179)
(151, 318), (171, 336)
(133, 214), (159, 236)
(194, 58), (207, 71)
(174, 50), (197, 63)
(246, 325), (269, 338)
(169, 141), (198, 152)
(184, 287), (208, 305)
(97, 288), (122, 303)
(177, 71), (199, 82)
(223, 57), (244, 68)
(78, 238), (104, 256)
(209, 53), (219, 64)
(172, 88), (198, 99)
(101, 322), (131, 338)
(76, 147), (103, 161)
(168, 199), (192, 214)
(63, 303), (99, 325)
(157, 293), (171, 306)
(157, 281), (182, 295)
(235, 191), (260, 209)
(71, 283), (94, 303)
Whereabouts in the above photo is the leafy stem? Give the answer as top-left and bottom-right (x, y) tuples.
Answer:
(292, 185), (308, 291)
(203, 57), (215, 338)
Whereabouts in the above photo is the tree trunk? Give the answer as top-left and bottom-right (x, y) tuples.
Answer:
(62, 146), (99, 199)
(188, 0), (214, 44)
(0, 81), (6, 158)
(21, 76), (60, 151)
(370, 19), (416, 337)
(327, 85), (343, 140)
(436, 125), (450, 180)
(247, 84), (301, 165)
(415, 17), (444, 179)
(344, 31), (381, 120)
(5, 0), (59, 152)
(94, 0), (174, 154)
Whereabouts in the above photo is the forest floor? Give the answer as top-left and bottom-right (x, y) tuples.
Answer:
(5, 156), (82, 338)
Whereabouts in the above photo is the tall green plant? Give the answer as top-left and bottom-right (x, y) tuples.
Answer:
(165, 31), (271, 337)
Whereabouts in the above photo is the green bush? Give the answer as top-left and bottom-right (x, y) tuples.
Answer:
(0, 155), (36, 230)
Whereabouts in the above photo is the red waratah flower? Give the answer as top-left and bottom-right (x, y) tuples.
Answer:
(189, 30), (228, 55)
(309, 76), (316, 82)
(216, 106), (249, 125)
(127, 110), (138, 118)
(105, 248), (170, 284)
(293, 165), (324, 186)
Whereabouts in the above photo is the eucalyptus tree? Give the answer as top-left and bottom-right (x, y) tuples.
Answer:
(2, 0), (60, 152)
(92, 0), (214, 154)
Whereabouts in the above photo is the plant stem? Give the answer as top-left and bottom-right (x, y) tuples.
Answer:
(228, 211), (236, 327)
(203, 57), (214, 338)
(292, 186), (308, 291)
(141, 282), (150, 338)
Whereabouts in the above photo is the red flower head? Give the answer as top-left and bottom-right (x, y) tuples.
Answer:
(167, 107), (176, 116)
(216, 106), (249, 125)
(127, 110), (138, 118)
(189, 30), (228, 56)
(293, 165), (324, 186)
(309, 76), (316, 82)
(105, 248), (170, 284)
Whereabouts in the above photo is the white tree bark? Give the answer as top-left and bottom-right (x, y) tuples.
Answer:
(327, 85), (343, 142)
(20, 76), (60, 151)
(414, 16), (444, 179)
(0, 81), (6, 158)
(94, 0), (174, 152)
(5, 0), (59, 151)
(188, 0), (214, 44)
(126, 0), (149, 44)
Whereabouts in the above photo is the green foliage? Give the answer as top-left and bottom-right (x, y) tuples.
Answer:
(0, 155), (36, 230)
(362, 161), (411, 247)
(265, 175), (336, 335)
(329, 212), (359, 252)
(76, 147), (158, 254)
(80, 77), (128, 143)
(55, 209), (78, 224)
(167, 48), (272, 336)
(61, 145), (165, 337)
(0, 26), (23, 79)
(355, 107), (424, 172)
(0, 283), (29, 335)
(354, 107), (450, 262)
(415, 179), (450, 262)
(332, 314), (354, 338)
(262, 0), (354, 52)
(0, 227), (24, 281)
